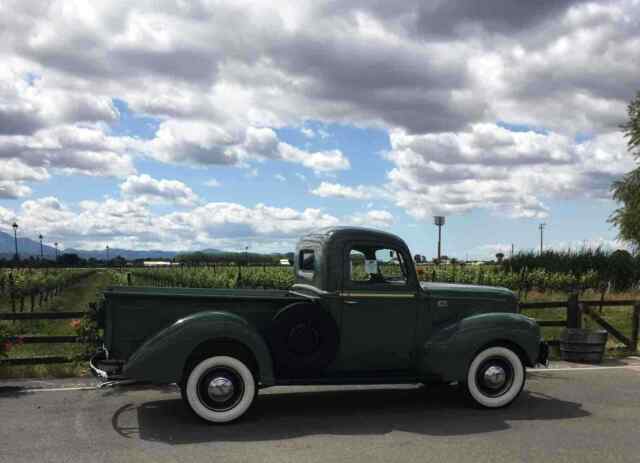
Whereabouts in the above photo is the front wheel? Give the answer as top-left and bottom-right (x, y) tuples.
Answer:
(183, 355), (256, 423)
(464, 346), (525, 408)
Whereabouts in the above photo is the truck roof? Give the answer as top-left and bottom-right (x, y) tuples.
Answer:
(300, 226), (406, 247)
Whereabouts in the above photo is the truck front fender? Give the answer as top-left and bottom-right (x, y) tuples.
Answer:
(421, 312), (541, 382)
(122, 311), (275, 386)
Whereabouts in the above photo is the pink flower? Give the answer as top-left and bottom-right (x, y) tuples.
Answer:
(70, 319), (81, 329)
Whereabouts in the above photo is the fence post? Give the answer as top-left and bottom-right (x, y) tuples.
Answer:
(632, 302), (639, 352)
(566, 292), (582, 329)
(127, 273), (132, 286)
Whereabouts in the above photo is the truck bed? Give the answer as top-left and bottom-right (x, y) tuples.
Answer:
(102, 286), (307, 361)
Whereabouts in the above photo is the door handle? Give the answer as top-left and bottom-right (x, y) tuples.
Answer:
(344, 299), (360, 305)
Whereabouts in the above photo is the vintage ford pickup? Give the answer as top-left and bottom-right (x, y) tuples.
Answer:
(92, 227), (548, 423)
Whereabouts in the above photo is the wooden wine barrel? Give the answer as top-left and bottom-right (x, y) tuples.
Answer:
(559, 329), (608, 363)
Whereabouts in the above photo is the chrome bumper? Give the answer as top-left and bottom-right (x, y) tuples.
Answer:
(89, 349), (125, 381)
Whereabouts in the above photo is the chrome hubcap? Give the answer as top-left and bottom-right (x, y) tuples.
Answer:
(483, 365), (507, 389)
(207, 376), (235, 402)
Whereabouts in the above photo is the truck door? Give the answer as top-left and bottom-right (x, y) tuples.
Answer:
(336, 242), (419, 373)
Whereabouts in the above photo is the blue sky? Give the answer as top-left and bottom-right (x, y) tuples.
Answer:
(0, 1), (637, 258)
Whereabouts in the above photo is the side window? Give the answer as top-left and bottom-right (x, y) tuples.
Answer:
(348, 245), (408, 285)
(299, 249), (315, 275)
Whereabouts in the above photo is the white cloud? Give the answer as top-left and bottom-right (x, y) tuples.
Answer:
(120, 174), (199, 206)
(274, 174), (286, 182)
(311, 181), (384, 200)
(385, 124), (635, 220)
(0, 182), (32, 199)
(351, 210), (395, 228)
(144, 123), (350, 173)
(0, 0), (638, 226)
(0, 66), (119, 135)
(1, 196), (345, 251)
(0, 125), (138, 178)
(204, 179), (221, 187)
(277, 144), (350, 173)
(147, 119), (240, 165)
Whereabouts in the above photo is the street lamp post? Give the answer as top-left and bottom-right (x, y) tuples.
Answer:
(539, 223), (546, 254)
(38, 234), (44, 259)
(433, 216), (446, 261)
(106, 245), (110, 263)
(245, 246), (249, 266)
(54, 242), (59, 260)
(12, 222), (19, 261)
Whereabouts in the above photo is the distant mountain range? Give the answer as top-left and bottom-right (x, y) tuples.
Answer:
(0, 230), (225, 260)
(0, 230), (57, 259)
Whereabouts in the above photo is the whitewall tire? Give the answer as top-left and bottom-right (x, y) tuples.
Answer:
(465, 346), (525, 408)
(184, 355), (256, 423)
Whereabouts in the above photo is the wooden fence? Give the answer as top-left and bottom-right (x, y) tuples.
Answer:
(0, 311), (87, 366)
(521, 295), (640, 349)
(2, 295), (639, 367)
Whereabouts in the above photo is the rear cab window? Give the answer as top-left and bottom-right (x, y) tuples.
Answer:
(297, 249), (316, 281)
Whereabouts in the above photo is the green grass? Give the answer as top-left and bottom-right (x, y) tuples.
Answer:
(0, 271), (114, 379)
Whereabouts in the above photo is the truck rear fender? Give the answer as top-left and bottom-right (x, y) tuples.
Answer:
(122, 311), (275, 386)
(421, 312), (541, 382)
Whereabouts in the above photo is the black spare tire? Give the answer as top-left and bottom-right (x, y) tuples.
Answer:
(268, 302), (339, 375)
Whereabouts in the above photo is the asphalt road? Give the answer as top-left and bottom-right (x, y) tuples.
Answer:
(2, 366), (640, 463)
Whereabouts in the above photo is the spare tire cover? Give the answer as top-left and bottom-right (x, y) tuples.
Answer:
(268, 302), (339, 374)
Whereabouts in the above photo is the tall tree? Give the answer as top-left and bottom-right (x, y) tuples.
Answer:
(609, 91), (640, 253)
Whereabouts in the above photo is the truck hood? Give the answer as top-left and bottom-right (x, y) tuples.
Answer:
(421, 282), (518, 326)
(420, 282), (517, 301)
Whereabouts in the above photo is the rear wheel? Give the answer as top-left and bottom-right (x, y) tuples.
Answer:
(464, 346), (525, 408)
(183, 355), (256, 423)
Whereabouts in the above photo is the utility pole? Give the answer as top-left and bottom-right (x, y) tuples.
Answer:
(433, 216), (445, 261)
(539, 223), (546, 254)
(511, 243), (514, 259)
(54, 242), (59, 260)
(245, 246), (249, 266)
(12, 222), (19, 261)
(39, 234), (44, 259)
(106, 245), (110, 262)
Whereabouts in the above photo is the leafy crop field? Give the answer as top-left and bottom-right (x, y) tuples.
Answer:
(117, 264), (633, 299)
(0, 268), (97, 312)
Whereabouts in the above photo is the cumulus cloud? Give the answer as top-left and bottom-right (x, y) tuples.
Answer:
(0, 0), (638, 229)
(144, 123), (349, 173)
(385, 124), (634, 219)
(0, 182), (32, 199)
(120, 174), (199, 206)
(204, 179), (221, 187)
(351, 210), (395, 228)
(311, 181), (386, 200)
(0, 196), (346, 251)
(0, 66), (119, 136)
(0, 125), (138, 178)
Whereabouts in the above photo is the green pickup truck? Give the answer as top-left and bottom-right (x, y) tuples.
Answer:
(92, 227), (547, 423)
